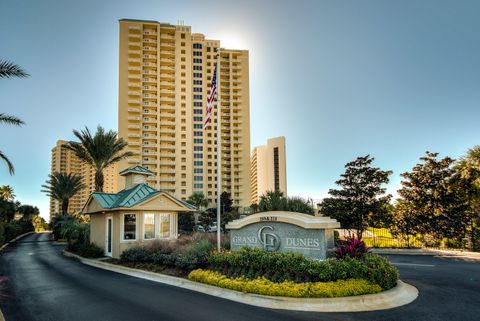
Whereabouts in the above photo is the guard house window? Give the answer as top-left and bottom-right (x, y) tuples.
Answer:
(159, 214), (170, 238)
(144, 213), (155, 240)
(123, 214), (136, 240)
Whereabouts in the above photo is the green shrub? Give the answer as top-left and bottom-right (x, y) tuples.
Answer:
(77, 243), (104, 258)
(176, 240), (214, 270)
(120, 247), (152, 263)
(188, 269), (382, 298)
(208, 247), (398, 290)
(0, 220), (34, 245)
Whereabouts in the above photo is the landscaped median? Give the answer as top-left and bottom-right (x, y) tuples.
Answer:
(62, 234), (418, 312)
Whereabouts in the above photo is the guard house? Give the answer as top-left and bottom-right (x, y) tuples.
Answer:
(82, 165), (196, 258)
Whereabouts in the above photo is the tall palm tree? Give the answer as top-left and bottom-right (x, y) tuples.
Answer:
(1, 60), (28, 175)
(258, 190), (288, 212)
(65, 126), (133, 192)
(41, 172), (85, 216)
(0, 185), (15, 201)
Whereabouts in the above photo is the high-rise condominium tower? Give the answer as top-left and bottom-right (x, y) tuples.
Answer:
(49, 140), (118, 220)
(250, 136), (287, 205)
(118, 19), (250, 208)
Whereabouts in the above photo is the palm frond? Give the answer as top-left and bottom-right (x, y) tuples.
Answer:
(0, 60), (29, 78)
(0, 150), (14, 175)
(0, 113), (25, 126)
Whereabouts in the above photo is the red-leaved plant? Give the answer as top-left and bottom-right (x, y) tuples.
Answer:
(335, 235), (369, 259)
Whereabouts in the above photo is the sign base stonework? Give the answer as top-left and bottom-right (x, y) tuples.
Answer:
(226, 211), (340, 260)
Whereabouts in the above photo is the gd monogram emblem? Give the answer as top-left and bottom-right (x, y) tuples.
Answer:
(258, 226), (280, 251)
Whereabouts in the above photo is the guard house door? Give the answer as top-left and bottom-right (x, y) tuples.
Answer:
(105, 217), (113, 257)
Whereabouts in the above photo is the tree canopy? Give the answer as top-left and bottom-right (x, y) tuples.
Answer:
(319, 155), (392, 239)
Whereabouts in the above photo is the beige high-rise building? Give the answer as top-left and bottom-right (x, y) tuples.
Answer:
(49, 140), (118, 220)
(250, 136), (287, 205)
(118, 19), (250, 208)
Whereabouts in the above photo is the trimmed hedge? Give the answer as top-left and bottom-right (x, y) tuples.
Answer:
(188, 269), (382, 298)
(208, 247), (398, 290)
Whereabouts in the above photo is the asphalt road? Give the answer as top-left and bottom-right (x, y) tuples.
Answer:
(1, 233), (479, 321)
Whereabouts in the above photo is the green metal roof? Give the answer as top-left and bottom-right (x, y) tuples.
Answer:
(90, 183), (196, 210)
(119, 165), (153, 176)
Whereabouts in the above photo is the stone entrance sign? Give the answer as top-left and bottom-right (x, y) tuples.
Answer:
(226, 211), (340, 260)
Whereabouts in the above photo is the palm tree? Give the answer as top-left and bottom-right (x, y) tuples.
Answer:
(0, 60), (29, 79)
(258, 190), (288, 212)
(41, 172), (85, 216)
(0, 185), (15, 201)
(187, 192), (208, 210)
(65, 126), (133, 192)
(1, 60), (28, 175)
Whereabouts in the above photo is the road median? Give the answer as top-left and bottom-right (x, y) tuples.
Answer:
(63, 250), (418, 312)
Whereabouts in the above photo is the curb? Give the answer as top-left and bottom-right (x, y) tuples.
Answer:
(372, 248), (480, 260)
(0, 308), (4, 321)
(63, 251), (418, 312)
(0, 231), (35, 252)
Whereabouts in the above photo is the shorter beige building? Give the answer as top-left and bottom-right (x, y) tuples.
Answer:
(82, 165), (195, 258)
(250, 136), (287, 204)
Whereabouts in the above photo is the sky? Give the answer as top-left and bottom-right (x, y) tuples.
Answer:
(1, 0), (480, 221)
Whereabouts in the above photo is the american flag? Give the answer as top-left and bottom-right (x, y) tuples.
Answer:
(204, 64), (217, 129)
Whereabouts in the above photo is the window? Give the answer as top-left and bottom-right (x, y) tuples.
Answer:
(194, 124), (202, 129)
(193, 51), (202, 56)
(193, 43), (203, 49)
(194, 168), (203, 173)
(194, 145), (203, 151)
(194, 183), (203, 189)
(193, 87), (202, 92)
(193, 80), (202, 85)
(159, 214), (170, 238)
(193, 58), (202, 64)
(193, 65), (202, 71)
(181, 33), (185, 39)
(194, 138), (203, 144)
(193, 94), (202, 100)
(194, 131), (203, 136)
(194, 161), (203, 166)
(194, 176), (203, 181)
(123, 214), (136, 240)
(193, 73), (202, 78)
(194, 153), (203, 158)
(193, 102), (203, 107)
(193, 116), (202, 121)
(144, 213), (155, 240)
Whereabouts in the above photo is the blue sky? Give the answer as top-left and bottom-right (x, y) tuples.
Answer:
(1, 0), (480, 220)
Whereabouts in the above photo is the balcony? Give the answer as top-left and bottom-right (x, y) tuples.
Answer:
(159, 153), (175, 158)
(159, 128), (175, 134)
(128, 82), (140, 87)
(161, 169), (176, 174)
(128, 91), (140, 96)
(161, 136), (176, 142)
(128, 50), (141, 55)
(160, 81), (175, 87)
(160, 97), (175, 103)
(159, 144), (175, 150)
(143, 127), (158, 131)
(128, 108), (140, 113)
(128, 74), (141, 79)
(128, 99), (140, 105)
(127, 133), (140, 138)
(128, 158), (141, 164)
(160, 89), (175, 95)
(128, 141), (140, 146)
(160, 104), (176, 110)
(159, 177), (176, 182)
(128, 125), (140, 129)
(160, 161), (176, 166)
(160, 121), (175, 128)
(128, 58), (141, 63)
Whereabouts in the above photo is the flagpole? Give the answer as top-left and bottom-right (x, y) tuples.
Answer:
(216, 47), (222, 252)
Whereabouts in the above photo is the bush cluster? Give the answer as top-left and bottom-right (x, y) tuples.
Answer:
(76, 243), (104, 258)
(120, 234), (216, 271)
(208, 247), (398, 290)
(0, 220), (34, 246)
(188, 269), (382, 298)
